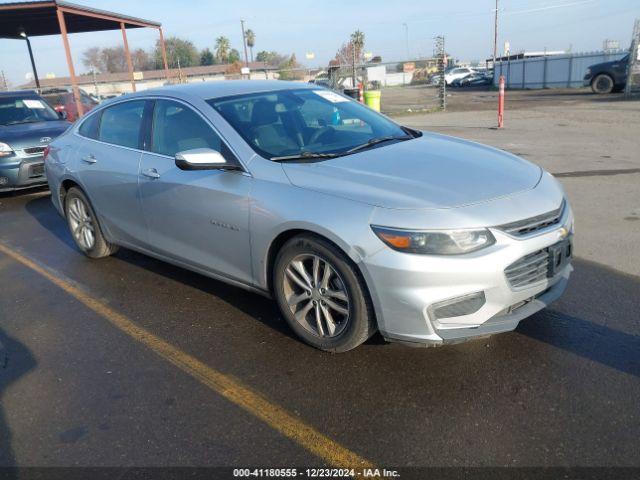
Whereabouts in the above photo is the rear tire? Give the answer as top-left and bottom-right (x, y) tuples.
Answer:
(273, 234), (376, 352)
(591, 74), (614, 94)
(65, 187), (119, 259)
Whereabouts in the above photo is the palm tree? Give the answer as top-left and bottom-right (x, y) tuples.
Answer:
(350, 30), (365, 59)
(245, 29), (256, 62)
(215, 36), (231, 64)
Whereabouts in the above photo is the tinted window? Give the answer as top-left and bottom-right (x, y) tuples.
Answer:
(209, 89), (406, 159)
(99, 100), (145, 149)
(78, 111), (101, 139)
(151, 100), (222, 157)
(81, 92), (98, 105)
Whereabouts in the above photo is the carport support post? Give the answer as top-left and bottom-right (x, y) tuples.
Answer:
(159, 27), (170, 81)
(56, 8), (84, 118)
(120, 22), (136, 92)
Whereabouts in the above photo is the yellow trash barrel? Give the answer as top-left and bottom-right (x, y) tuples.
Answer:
(363, 90), (381, 112)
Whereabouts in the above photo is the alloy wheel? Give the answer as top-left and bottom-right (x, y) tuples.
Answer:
(282, 254), (350, 338)
(67, 197), (95, 250)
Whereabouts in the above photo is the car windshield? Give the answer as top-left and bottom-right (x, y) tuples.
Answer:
(0, 96), (60, 126)
(207, 88), (412, 160)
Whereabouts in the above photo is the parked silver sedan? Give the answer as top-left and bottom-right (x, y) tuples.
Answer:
(45, 81), (573, 352)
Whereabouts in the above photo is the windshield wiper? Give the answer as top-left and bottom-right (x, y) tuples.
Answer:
(271, 151), (340, 162)
(345, 135), (413, 154)
(4, 120), (40, 126)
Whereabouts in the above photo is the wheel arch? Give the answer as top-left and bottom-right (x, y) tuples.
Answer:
(58, 177), (82, 216)
(264, 226), (367, 295)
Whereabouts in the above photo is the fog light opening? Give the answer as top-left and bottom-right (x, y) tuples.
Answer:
(0, 177), (8, 186)
(430, 291), (486, 321)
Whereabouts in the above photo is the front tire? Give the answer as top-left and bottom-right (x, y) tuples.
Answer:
(591, 74), (614, 94)
(273, 234), (376, 352)
(65, 187), (119, 259)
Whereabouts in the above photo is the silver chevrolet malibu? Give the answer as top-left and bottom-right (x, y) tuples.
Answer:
(45, 81), (573, 352)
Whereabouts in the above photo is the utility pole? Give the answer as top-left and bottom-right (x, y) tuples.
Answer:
(435, 35), (446, 111)
(403, 23), (409, 60)
(240, 20), (250, 69)
(493, 0), (499, 67)
(352, 43), (357, 89)
(91, 66), (99, 97)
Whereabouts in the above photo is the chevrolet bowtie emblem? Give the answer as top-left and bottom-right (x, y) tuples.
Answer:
(558, 227), (568, 239)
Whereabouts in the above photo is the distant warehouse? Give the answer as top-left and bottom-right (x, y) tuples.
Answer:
(21, 62), (279, 97)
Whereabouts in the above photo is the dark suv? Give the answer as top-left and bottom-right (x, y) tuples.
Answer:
(583, 54), (629, 94)
(0, 90), (71, 192)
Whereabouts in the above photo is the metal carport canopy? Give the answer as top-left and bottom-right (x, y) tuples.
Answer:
(0, 0), (170, 117)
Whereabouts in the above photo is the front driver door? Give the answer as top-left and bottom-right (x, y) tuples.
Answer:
(138, 99), (253, 285)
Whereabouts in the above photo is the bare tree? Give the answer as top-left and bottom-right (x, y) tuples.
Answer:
(82, 46), (104, 72)
(131, 48), (153, 71)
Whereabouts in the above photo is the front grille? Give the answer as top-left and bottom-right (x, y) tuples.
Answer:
(23, 146), (46, 155)
(498, 200), (565, 237)
(505, 249), (549, 289)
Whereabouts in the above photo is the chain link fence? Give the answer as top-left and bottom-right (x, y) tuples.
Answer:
(275, 56), (447, 115)
(625, 19), (640, 97)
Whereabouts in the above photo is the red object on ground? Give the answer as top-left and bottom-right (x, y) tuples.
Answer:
(498, 75), (505, 128)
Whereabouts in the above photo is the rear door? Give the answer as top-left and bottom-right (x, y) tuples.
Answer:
(138, 98), (253, 284)
(76, 99), (149, 247)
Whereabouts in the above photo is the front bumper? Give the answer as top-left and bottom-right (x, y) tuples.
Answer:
(583, 74), (593, 87)
(0, 155), (48, 192)
(362, 212), (574, 347)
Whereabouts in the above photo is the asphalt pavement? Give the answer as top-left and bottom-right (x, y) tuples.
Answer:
(0, 93), (639, 476)
(1, 188), (639, 474)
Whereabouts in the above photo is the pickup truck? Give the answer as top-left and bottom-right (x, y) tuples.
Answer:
(583, 54), (629, 94)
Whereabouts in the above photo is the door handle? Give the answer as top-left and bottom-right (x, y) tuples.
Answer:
(81, 154), (97, 164)
(142, 168), (161, 179)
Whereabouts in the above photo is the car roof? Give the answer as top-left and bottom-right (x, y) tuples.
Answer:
(132, 80), (319, 101)
(0, 90), (39, 97)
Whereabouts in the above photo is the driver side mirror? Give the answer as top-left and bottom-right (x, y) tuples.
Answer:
(175, 148), (241, 171)
(57, 110), (68, 120)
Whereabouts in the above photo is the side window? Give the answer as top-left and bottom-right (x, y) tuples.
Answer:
(151, 100), (222, 157)
(99, 100), (145, 149)
(78, 111), (101, 139)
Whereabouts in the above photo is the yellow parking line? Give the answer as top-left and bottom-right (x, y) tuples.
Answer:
(0, 242), (372, 468)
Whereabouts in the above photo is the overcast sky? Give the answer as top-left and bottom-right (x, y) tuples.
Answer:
(1, 0), (639, 86)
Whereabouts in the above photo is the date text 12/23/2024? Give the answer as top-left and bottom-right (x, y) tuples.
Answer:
(233, 468), (401, 478)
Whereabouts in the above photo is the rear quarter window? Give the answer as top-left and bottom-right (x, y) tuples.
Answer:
(78, 111), (101, 139)
(98, 100), (146, 149)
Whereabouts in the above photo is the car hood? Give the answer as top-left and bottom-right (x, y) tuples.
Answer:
(282, 132), (542, 210)
(0, 120), (71, 149)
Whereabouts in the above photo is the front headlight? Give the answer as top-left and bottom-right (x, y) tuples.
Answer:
(371, 226), (496, 255)
(585, 68), (591, 76)
(0, 142), (14, 157)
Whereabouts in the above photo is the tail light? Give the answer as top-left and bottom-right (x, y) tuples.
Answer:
(43, 145), (51, 160)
